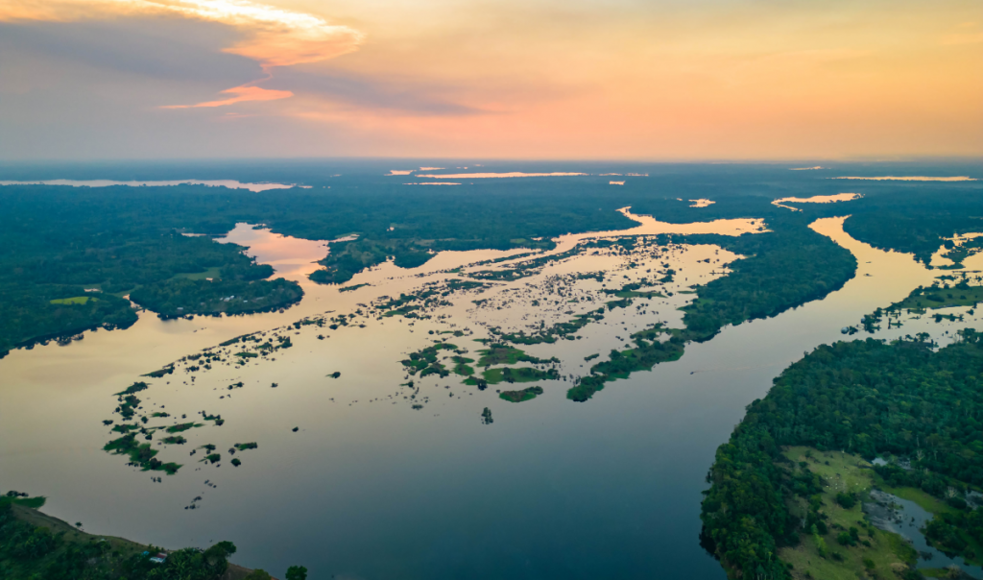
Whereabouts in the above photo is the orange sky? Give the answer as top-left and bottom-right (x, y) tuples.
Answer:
(0, 0), (980, 159)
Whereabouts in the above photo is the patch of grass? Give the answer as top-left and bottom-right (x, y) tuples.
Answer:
(166, 422), (200, 433)
(170, 266), (222, 281)
(49, 296), (93, 305)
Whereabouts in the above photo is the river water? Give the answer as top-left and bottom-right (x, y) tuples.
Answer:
(1, 211), (981, 580)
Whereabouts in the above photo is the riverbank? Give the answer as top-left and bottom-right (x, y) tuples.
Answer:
(0, 493), (274, 580)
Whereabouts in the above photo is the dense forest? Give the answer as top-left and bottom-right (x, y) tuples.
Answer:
(1, 165), (979, 357)
(130, 278), (303, 319)
(700, 332), (983, 580)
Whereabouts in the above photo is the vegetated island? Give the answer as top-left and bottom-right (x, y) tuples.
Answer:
(0, 491), (295, 579)
(567, 221), (858, 402)
(499, 386), (544, 403)
(130, 277), (303, 320)
(700, 331), (983, 580)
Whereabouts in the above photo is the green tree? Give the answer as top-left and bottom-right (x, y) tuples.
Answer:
(286, 565), (309, 580)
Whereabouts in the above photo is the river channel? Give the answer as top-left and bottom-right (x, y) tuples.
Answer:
(1, 210), (981, 579)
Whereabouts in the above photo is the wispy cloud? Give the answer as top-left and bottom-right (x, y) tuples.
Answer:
(161, 85), (292, 108)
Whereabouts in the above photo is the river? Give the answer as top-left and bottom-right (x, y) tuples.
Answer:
(1, 211), (981, 579)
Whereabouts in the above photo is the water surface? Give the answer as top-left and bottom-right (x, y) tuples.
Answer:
(1, 211), (982, 580)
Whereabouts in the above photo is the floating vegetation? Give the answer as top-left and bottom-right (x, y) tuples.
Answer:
(499, 386), (544, 403)
(339, 283), (371, 292)
(451, 356), (475, 376)
(234, 442), (258, 451)
(481, 407), (494, 425)
(473, 344), (556, 367)
(117, 394), (141, 420)
(401, 342), (458, 377)
(470, 366), (560, 386)
(493, 309), (606, 345)
(115, 382), (149, 396)
(201, 412), (224, 426)
(103, 434), (180, 475)
(143, 366), (174, 378)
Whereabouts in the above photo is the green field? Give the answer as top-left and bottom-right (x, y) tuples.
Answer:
(170, 266), (222, 281)
(49, 296), (93, 305)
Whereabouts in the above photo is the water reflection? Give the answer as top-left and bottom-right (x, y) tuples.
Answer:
(866, 489), (983, 578)
(1, 211), (982, 580)
(0, 179), (303, 192)
(215, 224), (330, 280)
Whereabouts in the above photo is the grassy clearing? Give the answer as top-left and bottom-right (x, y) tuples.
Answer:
(779, 447), (915, 580)
(170, 266), (221, 281)
(49, 296), (93, 305)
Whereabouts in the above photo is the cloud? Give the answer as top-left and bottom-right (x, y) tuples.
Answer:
(1, 0), (364, 108)
(0, 20), (254, 84)
(266, 68), (485, 116)
(162, 85), (293, 108)
(1, 1), (363, 66)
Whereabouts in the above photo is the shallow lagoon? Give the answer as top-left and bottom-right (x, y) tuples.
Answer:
(2, 209), (983, 579)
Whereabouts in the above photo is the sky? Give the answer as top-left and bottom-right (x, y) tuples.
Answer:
(0, 0), (981, 160)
